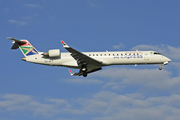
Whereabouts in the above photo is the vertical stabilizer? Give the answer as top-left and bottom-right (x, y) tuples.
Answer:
(8, 38), (39, 57)
(18, 40), (39, 56)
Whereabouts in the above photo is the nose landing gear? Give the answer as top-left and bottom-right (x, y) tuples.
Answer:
(159, 64), (162, 70)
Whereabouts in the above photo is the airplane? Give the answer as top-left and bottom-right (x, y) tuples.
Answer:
(8, 37), (171, 77)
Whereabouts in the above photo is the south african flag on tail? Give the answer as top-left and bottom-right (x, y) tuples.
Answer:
(8, 38), (39, 57)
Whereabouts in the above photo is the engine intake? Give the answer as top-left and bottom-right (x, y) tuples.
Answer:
(43, 49), (61, 58)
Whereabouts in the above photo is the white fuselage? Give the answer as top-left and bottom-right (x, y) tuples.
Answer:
(23, 51), (171, 69)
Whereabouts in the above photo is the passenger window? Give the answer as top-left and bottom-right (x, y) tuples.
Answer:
(96, 54), (98, 56)
(117, 54), (119, 56)
(109, 54), (111, 56)
(121, 54), (123, 56)
(104, 54), (106, 56)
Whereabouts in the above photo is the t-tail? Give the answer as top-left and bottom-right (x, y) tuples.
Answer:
(7, 37), (39, 57)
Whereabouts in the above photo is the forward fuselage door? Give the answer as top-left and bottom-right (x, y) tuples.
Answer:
(144, 52), (150, 61)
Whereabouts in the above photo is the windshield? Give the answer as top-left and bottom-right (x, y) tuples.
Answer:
(154, 52), (161, 55)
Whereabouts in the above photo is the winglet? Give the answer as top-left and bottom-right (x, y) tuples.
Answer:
(69, 70), (75, 76)
(61, 40), (69, 48)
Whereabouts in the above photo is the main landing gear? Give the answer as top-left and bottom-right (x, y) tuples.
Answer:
(83, 72), (87, 77)
(81, 64), (87, 77)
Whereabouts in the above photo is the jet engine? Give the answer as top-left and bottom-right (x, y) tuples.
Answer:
(42, 49), (61, 58)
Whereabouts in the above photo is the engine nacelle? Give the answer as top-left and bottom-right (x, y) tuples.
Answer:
(43, 49), (61, 58)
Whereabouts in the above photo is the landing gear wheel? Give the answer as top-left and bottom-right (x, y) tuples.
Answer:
(82, 67), (87, 72)
(81, 64), (87, 71)
(81, 64), (87, 77)
(83, 72), (87, 77)
(159, 67), (162, 70)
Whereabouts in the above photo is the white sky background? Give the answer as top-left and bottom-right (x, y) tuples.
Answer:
(1, 0), (180, 120)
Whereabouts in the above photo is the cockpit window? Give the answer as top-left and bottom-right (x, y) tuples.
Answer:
(154, 52), (161, 55)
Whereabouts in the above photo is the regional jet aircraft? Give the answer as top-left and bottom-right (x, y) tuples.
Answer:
(8, 38), (171, 77)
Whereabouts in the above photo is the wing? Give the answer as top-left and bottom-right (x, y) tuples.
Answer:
(61, 40), (103, 76)
(69, 67), (102, 76)
(61, 40), (102, 67)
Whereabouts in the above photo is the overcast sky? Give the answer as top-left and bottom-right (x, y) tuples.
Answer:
(1, 0), (180, 120)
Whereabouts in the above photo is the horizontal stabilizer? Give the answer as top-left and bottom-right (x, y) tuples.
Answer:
(7, 37), (27, 44)
(7, 37), (27, 49)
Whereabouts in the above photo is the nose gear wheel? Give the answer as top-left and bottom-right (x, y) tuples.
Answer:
(159, 64), (162, 70)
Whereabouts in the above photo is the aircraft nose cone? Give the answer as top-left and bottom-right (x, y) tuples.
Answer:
(167, 58), (171, 62)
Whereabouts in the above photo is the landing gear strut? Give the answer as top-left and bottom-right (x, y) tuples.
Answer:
(159, 64), (162, 70)
(81, 64), (87, 77)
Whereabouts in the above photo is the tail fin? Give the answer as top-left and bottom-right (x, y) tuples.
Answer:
(8, 38), (39, 57)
